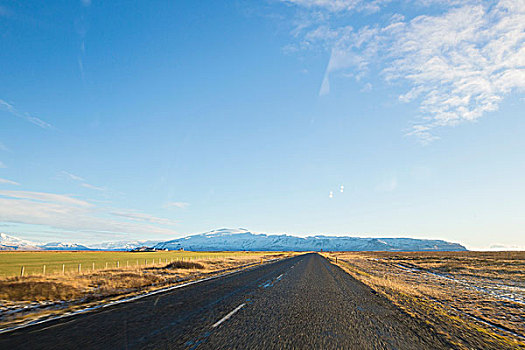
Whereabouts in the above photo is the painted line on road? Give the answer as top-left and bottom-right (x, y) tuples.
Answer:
(0, 258), (286, 335)
(260, 271), (287, 289)
(212, 303), (245, 328)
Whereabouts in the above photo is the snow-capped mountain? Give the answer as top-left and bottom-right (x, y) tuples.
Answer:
(39, 242), (92, 251)
(0, 233), (41, 251)
(154, 228), (467, 252)
(89, 240), (161, 251)
(0, 229), (467, 251)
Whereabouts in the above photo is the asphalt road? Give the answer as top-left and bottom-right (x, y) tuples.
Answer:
(0, 253), (451, 349)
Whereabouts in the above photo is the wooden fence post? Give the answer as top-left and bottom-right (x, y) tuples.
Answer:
(62, 264), (65, 275)
(43, 265), (46, 275)
(117, 261), (120, 268)
(78, 264), (81, 273)
(20, 266), (25, 277)
(105, 262), (108, 269)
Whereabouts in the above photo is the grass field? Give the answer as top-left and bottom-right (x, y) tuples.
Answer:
(0, 251), (281, 277)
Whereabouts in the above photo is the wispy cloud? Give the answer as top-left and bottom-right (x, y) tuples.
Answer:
(61, 171), (85, 182)
(283, 0), (525, 142)
(60, 170), (107, 192)
(81, 183), (106, 191)
(0, 190), (177, 237)
(110, 210), (178, 226)
(0, 178), (20, 186)
(0, 99), (53, 129)
(77, 1), (91, 80)
(0, 190), (92, 207)
(164, 201), (190, 209)
(283, 0), (392, 13)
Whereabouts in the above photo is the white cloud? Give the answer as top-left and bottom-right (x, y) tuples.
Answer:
(0, 99), (53, 129)
(0, 178), (20, 186)
(164, 201), (190, 209)
(283, 0), (525, 142)
(385, 3), (525, 138)
(0, 190), (177, 237)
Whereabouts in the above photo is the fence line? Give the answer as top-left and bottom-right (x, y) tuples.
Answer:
(8, 252), (249, 278)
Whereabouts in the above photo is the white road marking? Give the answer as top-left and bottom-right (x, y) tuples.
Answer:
(212, 303), (245, 328)
(0, 258), (285, 335)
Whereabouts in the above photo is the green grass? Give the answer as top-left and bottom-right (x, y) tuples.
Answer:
(0, 251), (277, 277)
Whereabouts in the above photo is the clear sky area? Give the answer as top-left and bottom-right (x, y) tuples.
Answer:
(0, 0), (524, 250)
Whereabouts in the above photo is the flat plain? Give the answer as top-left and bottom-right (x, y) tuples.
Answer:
(0, 250), (271, 276)
(0, 251), (523, 349)
(323, 251), (525, 349)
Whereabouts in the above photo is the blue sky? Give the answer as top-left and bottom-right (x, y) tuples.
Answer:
(0, 0), (524, 250)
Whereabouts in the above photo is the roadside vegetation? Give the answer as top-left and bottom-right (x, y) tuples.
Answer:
(323, 251), (525, 349)
(0, 251), (293, 330)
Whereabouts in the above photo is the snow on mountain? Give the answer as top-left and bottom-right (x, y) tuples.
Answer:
(154, 228), (467, 252)
(89, 240), (161, 251)
(0, 229), (467, 252)
(0, 233), (41, 251)
(39, 242), (93, 251)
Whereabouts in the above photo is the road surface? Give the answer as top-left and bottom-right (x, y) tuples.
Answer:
(0, 253), (450, 349)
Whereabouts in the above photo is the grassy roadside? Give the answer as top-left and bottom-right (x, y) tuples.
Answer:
(0, 252), (295, 331)
(322, 252), (525, 350)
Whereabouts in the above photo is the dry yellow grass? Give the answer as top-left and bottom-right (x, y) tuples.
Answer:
(0, 253), (295, 329)
(324, 251), (525, 350)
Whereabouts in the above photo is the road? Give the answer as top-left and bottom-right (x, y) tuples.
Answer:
(0, 253), (451, 349)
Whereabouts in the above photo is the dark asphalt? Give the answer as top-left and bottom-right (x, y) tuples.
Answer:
(0, 253), (450, 349)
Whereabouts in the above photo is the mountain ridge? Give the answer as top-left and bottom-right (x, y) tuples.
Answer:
(0, 229), (467, 251)
(154, 228), (467, 252)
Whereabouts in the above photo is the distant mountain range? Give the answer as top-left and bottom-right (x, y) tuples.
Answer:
(89, 240), (161, 251)
(153, 228), (467, 252)
(0, 233), (158, 251)
(0, 233), (40, 251)
(0, 229), (467, 251)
